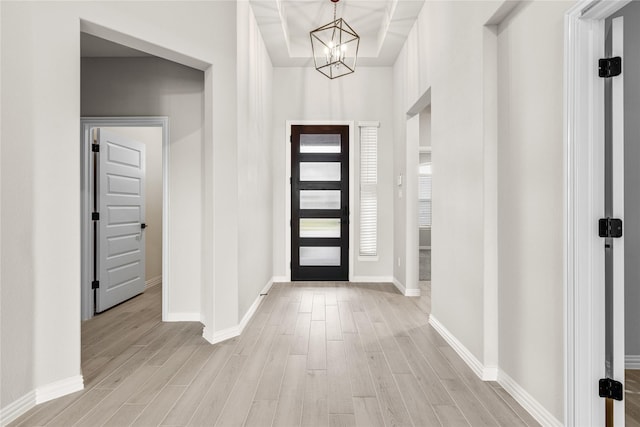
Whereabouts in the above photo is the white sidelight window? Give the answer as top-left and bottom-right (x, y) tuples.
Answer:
(359, 122), (379, 257)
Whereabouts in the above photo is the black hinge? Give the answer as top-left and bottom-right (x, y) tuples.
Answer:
(92, 212), (99, 221)
(91, 280), (100, 290)
(599, 56), (622, 78)
(599, 378), (623, 400)
(92, 143), (100, 152)
(599, 218), (623, 238)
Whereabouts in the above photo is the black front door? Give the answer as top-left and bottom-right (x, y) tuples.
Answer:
(291, 125), (349, 281)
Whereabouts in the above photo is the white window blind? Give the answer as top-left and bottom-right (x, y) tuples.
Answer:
(359, 125), (378, 257)
(418, 175), (432, 227)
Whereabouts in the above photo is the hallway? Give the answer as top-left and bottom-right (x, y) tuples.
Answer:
(10, 283), (538, 426)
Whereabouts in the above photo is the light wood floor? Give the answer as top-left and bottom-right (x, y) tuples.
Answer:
(10, 281), (539, 427)
(627, 369), (640, 426)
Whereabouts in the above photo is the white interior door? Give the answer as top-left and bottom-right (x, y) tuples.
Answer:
(96, 128), (146, 313)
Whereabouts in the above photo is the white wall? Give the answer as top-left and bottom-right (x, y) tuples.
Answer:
(497, 1), (569, 419)
(0, 0), (240, 414)
(271, 67), (394, 281)
(236, 1), (274, 317)
(393, 0), (569, 422)
(104, 127), (163, 282)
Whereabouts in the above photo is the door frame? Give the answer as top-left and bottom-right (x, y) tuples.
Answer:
(565, 1), (631, 424)
(285, 120), (355, 281)
(80, 116), (170, 320)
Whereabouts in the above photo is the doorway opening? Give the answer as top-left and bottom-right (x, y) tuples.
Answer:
(417, 106), (432, 300)
(81, 118), (168, 319)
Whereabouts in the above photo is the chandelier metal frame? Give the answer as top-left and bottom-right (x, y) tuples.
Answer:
(309, 0), (360, 79)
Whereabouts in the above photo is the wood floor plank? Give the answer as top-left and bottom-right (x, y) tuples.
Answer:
(168, 344), (216, 387)
(187, 354), (246, 426)
(439, 346), (527, 426)
(280, 301), (302, 335)
(352, 397), (384, 427)
(130, 385), (186, 427)
(408, 327), (458, 380)
(301, 370), (329, 427)
(329, 414), (356, 427)
(440, 378), (499, 426)
(254, 334), (294, 400)
(75, 365), (159, 427)
(394, 372), (442, 426)
(372, 321), (412, 374)
(244, 400), (278, 427)
(395, 335), (454, 406)
(434, 404), (472, 427)
(127, 341), (198, 405)
(103, 403), (145, 427)
(352, 311), (382, 354)
(300, 291), (314, 313)
(337, 301), (357, 334)
(312, 294), (326, 321)
(326, 305), (343, 341)
(327, 341), (354, 415)
(342, 333), (377, 398)
(307, 321), (327, 370)
(291, 312), (312, 355)
(272, 355), (307, 426)
(45, 388), (112, 427)
(365, 351), (413, 427)
(160, 345), (235, 426)
(214, 325), (278, 427)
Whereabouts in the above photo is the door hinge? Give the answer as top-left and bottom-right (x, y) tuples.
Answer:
(599, 378), (623, 401)
(599, 218), (623, 238)
(599, 56), (622, 78)
(92, 143), (100, 153)
(92, 212), (99, 221)
(92, 280), (100, 290)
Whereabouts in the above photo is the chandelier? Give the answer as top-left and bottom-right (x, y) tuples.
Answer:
(309, 0), (360, 79)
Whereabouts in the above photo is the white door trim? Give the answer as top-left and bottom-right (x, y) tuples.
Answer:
(285, 121), (355, 282)
(80, 116), (170, 321)
(564, 1), (630, 425)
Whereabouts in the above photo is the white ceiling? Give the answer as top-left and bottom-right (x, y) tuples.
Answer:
(81, 0), (425, 66)
(250, 0), (425, 66)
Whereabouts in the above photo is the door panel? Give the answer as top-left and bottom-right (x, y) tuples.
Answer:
(96, 129), (146, 312)
(292, 125), (349, 281)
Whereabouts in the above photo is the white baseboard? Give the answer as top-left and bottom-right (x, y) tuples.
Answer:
(271, 276), (288, 283)
(498, 370), (563, 427)
(0, 390), (35, 426)
(428, 314), (496, 381)
(145, 275), (162, 290)
(626, 355), (640, 369)
(36, 375), (84, 404)
(390, 278), (421, 297)
(351, 276), (395, 283)
(202, 278), (274, 345)
(165, 312), (201, 322)
(1, 375), (84, 426)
